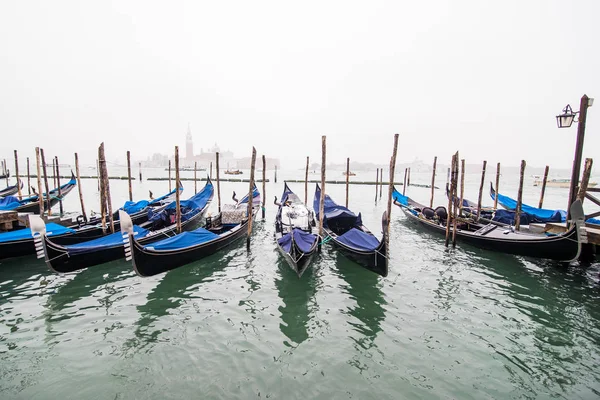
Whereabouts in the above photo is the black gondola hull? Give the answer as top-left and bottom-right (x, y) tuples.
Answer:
(400, 206), (580, 261)
(325, 231), (388, 277)
(130, 221), (250, 277)
(276, 239), (318, 277)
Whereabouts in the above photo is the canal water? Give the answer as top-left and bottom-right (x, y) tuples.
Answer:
(1, 166), (599, 399)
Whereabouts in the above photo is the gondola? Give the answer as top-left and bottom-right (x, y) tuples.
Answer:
(30, 180), (214, 272)
(314, 184), (387, 276)
(0, 173), (77, 214)
(0, 179), (23, 198)
(120, 184), (260, 277)
(394, 187), (585, 262)
(0, 185), (184, 261)
(275, 183), (319, 277)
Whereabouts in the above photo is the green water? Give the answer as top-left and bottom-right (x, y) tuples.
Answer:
(1, 169), (600, 399)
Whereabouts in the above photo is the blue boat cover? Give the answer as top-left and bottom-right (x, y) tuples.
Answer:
(0, 178), (76, 211)
(122, 200), (150, 214)
(492, 209), (531, 226)
(491, 190), (565, 223)
(336, 228), (380, 251)
(239, 186), (261, 205)
(392, 188), (409, 207)
(145, 227), (219, 251)
(0, 223), (75, 243)
(0, 196), (22, 211)
(313, 186), (360, 226)
(149, 186), (180, 205)
(278, 228), (317, 254)
(149, 181), (213, 225)
(65, 225), (150, 255)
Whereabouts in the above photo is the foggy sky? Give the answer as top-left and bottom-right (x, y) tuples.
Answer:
(1, 1), (598, 170)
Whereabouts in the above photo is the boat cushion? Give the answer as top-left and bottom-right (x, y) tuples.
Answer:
(278, 228), (317, 254)
(0, 223), (75, 243)
(66, 225), (150, 254)
(336, 228), (380, 251)
(145, 227), (219, 251)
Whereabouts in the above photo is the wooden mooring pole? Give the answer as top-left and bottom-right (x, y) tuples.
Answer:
(168, 160), (172, 192)
(99, 143), (115, 233)
(577, 158), (593, 204)
(194, 161), (198, 194)
(538, 165), (549, 208)
(247, 147), (257, 248)
(26, 157), (31, 195)
(55, 156), (63, 216)
(407, 167), (411, 187)
(375, 168), (379, 203)
(98, 148), (106, 230)
(318, 136), (326, 248)
(210, 161), (213, 180)
(35, 148), (43, 215)
(445, 152), (457, 247)
(430, 156), (437, 208)
(305, 156), (309, 205)
(386, 134), (399, 260)
(494, 162), (500, 210)
(139, 162), (142, 181)
(515, 160), (526, 231)
(459, 159), (465, 217)
(262, 155), (266, 219)
(52, 157), (57, 188)
(451, 154), (460, 247)
(402, 168), (408, 195)
(379, 168), (383, 199)
(175, 146), (181, 233)
(127, 151), (133, 201)
(274, 164), (278, 183)
(477, 160), (487, 220)
(216, 152), (221, 212)
(40, 149), (51, 216)
(74, 152), (87, 222)
(345, 157), (350, 208)
(13, 150), (21, 198)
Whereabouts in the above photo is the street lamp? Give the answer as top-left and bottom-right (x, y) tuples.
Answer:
(556, 104), (576, 128)
(558, 94), (594, 221)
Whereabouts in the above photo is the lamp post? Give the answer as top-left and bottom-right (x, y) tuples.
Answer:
(556, 94), (594, 220)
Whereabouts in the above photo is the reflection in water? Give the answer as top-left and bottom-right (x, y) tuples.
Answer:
(275, 260), (318, 347)
(43, 261), (136, 342)
(469, 251), (600, 395)
(334, 254), (386, 356)
(123, 252), (231, 355)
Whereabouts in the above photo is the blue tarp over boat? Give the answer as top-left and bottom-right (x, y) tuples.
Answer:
(148, 180), (213, 225)
(277, 228), (317, 253)
(337, 228), (380, 251)
(313, 186), (361, 227)
(0, 223), (75, 243)
(314, 184), (380, 252)
(491, 186), (566, 223)
(0, 196), (21, 211)
(392, 188), (410, 207)
(65, 225), (150, 255)
(144, 227), (220, 251)
(122, 200), (150, 214)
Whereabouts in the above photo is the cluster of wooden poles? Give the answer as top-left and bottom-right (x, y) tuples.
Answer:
(433, 151), (597, 248)
(7, 148), (73, 217)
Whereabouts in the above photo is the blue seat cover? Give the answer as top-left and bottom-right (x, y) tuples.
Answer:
(278, 228), (317, 253)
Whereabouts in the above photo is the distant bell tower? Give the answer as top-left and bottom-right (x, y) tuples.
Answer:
(186, 123), (194, 159)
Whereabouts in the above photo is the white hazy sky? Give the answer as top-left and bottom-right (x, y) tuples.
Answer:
(0, 0), (598, 169)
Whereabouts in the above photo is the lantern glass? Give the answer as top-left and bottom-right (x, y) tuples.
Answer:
(556, 113), (575, 128)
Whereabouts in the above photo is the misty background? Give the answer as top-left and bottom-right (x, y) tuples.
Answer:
(0, 0), (598, 172)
